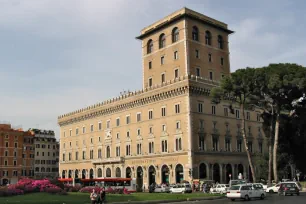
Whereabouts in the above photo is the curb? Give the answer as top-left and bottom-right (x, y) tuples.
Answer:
(111, 196), (224, 204)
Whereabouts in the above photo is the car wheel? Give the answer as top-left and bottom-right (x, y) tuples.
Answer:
(231, 199), (235, 201)
(245, 195), (250, 201)
(260, 194), (265, 200)
(269, 190), (274, 193)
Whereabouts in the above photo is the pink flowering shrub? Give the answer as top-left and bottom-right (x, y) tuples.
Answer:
(79, 186), (102, 193)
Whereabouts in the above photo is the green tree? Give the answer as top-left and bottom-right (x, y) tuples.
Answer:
(211, 68), (258, 182)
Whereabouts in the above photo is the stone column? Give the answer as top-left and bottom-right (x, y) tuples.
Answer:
(231, 164), (235, 180)
(220, 164), (224, 183)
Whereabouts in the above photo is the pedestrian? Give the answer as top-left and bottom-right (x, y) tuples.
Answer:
(99, 187), (106, 204)
(203, 183), (207, 193)
(143, 184), (146, 192)
(90, 189), (98, 204)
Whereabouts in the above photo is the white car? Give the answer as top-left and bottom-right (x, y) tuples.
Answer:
(170, 183), (192, 194)
(266, 183), (281, 193)
(210, 184), (229, 194)
(154, 185), (170, 193)
(226, 184), (266, 201)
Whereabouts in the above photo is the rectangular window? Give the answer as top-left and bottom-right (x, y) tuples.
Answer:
(224, 108), (228, 116)
(106, 120), (110, 129)
(4, 160), (8, 166)
(161, 107), (166, 117)
(63, 131), (66, 137)
(221, 57), (224, 65)
(69, 129), (72, 136)
(213, 138), (218, 151)
(212, 105), (216, 115)
(116, 118), (120, 127)
(162, 124), (166, 132)
(225, 139), (231, 151)
(126, 115), (130, 124)
(137, 113), (141, 122)
(236, 110), (240, 119)
(5, 142), (8, 147)
(82, 151), (86, 160)
(137, 129), (141, 136)
(116, 133), (120, 139)
(198, 103), (203, 113)
(116, 146), (120, 157)
(174, 69), (179, 78)
(75, 152), (79, 160)
(209, 72), (213, 80)
(175, 104), (180, 114)
(69, 153), (72, 161)
(208, 53), (212, 62)
(246, 112), (250, 120)
(98, 122), (102, 130)
(257, 113), (260, 121)
(161, 73), (165, 83)
(5, 151), (8, 156)
(82, 126), (86, 134)
(149, 61), (152, 69)
(148, 110), (153, 120)
(62, 154), (65, 161)
(195, 49), (199, 58)
(248, 141), (253, 153)
(161, 56), (165, 65)
(13, 160), (17, 166)
(149, 78), (152, 87)
(126, 131), (130, 137)
(196, 68), (200, 77)
(15, 142), (17, 148)
(237, 140), (242, 152)
(161, 140), (168, 152)
(76, 128), (79, 135)
(174, 51), (178, 60)
(149, 127), (153, 134)
(126, 145), (131, 156)
(199, 135), (205, 150)
(149, 142), (154, 154)
(90, 124), (94, 132)
(137, 143), (142, 155)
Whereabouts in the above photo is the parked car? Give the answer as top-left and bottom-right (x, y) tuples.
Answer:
(154, 185), (170, 193)
(248, 183), (267, 191)
(209, 184), (229, 194)
(278, 183), (300, 196)
(229, 179), (247, 187)
(266, 183), (281, 193)
(226, 184), (266, 201)
(170, 183), (192, 194)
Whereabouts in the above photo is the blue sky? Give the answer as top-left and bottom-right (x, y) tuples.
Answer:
(0, 0), (305, 138)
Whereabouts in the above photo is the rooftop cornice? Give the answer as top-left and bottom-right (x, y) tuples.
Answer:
(58, 75), (219, 126)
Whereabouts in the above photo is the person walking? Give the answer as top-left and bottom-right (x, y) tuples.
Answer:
(90, 189), (98, 204)
(99, 187), (106, 204)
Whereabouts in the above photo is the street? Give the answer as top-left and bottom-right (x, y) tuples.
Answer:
(162, 192), (306, 204)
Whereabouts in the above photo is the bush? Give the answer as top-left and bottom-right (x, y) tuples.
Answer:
(45, 187), (62, 194)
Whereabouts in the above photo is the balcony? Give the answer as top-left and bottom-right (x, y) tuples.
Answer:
(92, 157), (124, 165)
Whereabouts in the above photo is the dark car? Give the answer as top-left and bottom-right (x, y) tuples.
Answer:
(278, 183), (300, 196)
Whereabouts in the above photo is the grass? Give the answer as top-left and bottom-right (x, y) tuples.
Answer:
(0, 192), (220, 204)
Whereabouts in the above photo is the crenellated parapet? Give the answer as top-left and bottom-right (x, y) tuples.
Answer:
(58, 74), (220, 126)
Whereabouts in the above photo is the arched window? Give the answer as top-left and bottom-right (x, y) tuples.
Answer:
(116, 167), (121, 177)
(41, 167), (45, 172)
(97, 168), (102, 177)
(106, 146), (110, 158)
(192, 26), (199, 41)
(46, 168), (50, 172)
(35, 167), (40, 172)
(199, 163), (207, 179)
(205, 31), (212, 45)
(159, 33), (166, 49)
(106, 168), (111, 177)
(172, 27), (179, 43)
(218, 35), (223, 49)
(147, 39), (153, 54)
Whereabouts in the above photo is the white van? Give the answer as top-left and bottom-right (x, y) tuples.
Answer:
(226, 184), (265, 201)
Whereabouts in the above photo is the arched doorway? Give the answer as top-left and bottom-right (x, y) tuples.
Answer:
(161, 165), (170, 184)
(116, 167), (121, 178)
(148, 166), (156, 185)
(126, 167), (132, 185)
(97, 168), (102, 177)
(213, 163), (220, 183)
(90, 169), (94, 179)
(175, 164), (184, 183)
(68, 170), (72, 178)
(199, 163), (207, 179)
(136, 167), (143, 192)
(106, 168), (111, 177)
(225, 164), (232, 183)
(82, 169), (86, 179)
(62, 170), (66, 178)
(238, 164), (244, 179)
(75, 169), (79, 179)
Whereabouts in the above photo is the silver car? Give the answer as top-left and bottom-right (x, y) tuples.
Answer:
(154, 185), (170, 193)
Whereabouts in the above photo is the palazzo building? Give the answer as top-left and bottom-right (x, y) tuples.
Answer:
(58, 8), (265, 187)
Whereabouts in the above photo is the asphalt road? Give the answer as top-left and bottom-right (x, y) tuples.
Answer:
(162, 192), (306, 204)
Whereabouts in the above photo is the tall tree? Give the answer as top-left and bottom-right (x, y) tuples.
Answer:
(211, 68), (258, 182)
(257, 63), (306, 183)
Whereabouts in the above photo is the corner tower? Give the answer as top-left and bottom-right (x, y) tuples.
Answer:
(136, 7), (234, 89)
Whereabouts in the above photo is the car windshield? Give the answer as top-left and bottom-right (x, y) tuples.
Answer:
(231, 180), (246, 186)
(230, 185), (240, 190)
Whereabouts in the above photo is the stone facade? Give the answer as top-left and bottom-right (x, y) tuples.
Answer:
(58, 8), (266, 187)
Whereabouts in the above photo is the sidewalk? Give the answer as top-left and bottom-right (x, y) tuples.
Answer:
(111, 196), (224, 204)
